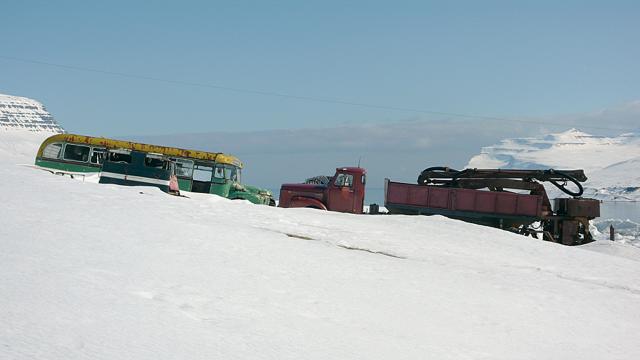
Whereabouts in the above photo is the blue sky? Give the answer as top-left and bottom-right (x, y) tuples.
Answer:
(2, 0), (639, 136)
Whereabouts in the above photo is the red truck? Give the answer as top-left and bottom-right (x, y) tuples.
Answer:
(278, 167), (366, 214)
(279, 166), (599, 245)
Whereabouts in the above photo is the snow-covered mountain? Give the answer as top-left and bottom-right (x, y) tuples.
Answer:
(466, 129), (640, 201)
(0, 93), (64, 133)
(0, 93), (65, 162)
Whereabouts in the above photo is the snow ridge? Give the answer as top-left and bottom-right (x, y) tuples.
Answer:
(0, 93), (64, 133)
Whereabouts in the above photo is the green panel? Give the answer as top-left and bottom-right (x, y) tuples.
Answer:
(177, 178), (192, 191)
(229, 183), (274, 205)
(101, 152), (171, 180)
(99, 176), (170, 193)
(35, 158), (100, 173)
(210, 182), (231, 198)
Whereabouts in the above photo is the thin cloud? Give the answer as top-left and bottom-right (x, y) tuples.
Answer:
(129, 100), (639, 201)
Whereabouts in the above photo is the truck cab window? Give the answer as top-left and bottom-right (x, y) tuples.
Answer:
(334, 173), (354, 187)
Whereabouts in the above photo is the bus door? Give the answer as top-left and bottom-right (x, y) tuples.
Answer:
(191, 163), (213, 193)
(209, 164), (232, 197)
(173, 158), (194, 192)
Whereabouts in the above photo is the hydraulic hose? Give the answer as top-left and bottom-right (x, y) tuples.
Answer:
(417, 166), (460, 185)
(546, 169), (584, 197)
(417, 167), (585, 197)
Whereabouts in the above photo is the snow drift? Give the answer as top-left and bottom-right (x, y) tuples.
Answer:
(2, 126), (640, 359)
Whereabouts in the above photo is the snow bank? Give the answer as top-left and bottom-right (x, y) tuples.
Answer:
(1, 133), (640, 359)
(0, 128), (58, 163)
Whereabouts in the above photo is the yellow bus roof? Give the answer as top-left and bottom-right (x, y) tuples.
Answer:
(36, 134), (243, 168)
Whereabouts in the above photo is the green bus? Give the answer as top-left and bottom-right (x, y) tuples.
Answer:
(99, 149), (181, 195)
(35, 133), (274, 205)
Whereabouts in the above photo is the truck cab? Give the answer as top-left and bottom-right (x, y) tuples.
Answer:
(278, 167), (366, 214)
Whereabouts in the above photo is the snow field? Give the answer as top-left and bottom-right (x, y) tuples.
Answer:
(1, 130), (640, 359)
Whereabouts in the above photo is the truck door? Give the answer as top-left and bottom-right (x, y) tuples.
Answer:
(327, 172), (356, 213)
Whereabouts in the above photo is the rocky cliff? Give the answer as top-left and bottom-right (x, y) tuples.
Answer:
(0, 93), (64, 133)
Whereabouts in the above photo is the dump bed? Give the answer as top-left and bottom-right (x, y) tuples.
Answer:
(384, 179), (544, 220)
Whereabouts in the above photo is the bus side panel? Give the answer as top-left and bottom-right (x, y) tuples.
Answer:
(35, 158), (101, 173)
(228, 188), (268, 204)
(177, 178), (192, 192)
(210, 182), (231, 198)
(99, 175), (170, 193)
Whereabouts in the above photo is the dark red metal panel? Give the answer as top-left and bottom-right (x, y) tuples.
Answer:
(407, 186), (428, 206)
(386, 182), (409, 204)
(516, 196), (542, 217)
(386, 181), (544, 218)
(453, 189), (477, 211)
(428, 187), (450, 208)
(496, 193), (518, 214)
(554, 198), (600, 217)
(475, 192), (497, 213)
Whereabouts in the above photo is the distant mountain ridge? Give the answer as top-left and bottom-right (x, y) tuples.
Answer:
(0, 93), (64, 133)
(466, 129), (640, 201)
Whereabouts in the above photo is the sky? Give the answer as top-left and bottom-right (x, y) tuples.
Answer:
(1, 0), (639, 136)
(2, 1), (640, 195)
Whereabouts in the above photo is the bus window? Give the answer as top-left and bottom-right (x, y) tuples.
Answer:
(63, 144), (90, 162)
(108, 151), (132, 163)
(145, 157), (166, 169)
(227, 167), (238, 182)
(90, 148), (106, 164)
(193, 164), (213, 182)
(43, 142), (63, 159)
(174, 159), (194, 178)
(214, 166), (225, 179)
